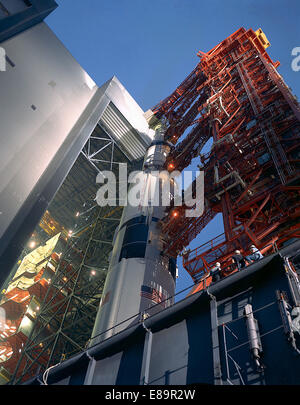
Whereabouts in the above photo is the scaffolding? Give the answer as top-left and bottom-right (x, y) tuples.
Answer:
(153, 27), (300, 282)
(4, 122), (142, 384)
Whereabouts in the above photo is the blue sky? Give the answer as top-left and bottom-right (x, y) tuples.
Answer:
(46, 0), (300, 296)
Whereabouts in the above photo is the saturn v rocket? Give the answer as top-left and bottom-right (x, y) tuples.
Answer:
(90, 117), (177, 345)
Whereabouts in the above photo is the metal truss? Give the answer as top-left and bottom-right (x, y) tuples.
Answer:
(153, 27), (300, 281)
(9, 123), (142, 384)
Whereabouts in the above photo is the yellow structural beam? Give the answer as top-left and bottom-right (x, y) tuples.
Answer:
(255, 28), (270, 49)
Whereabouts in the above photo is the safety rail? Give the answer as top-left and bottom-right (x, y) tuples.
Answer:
(183, 235), (279, 277)
(184, 232), (227, 261)
(47, 242), (280, 353)
(86, 272), (217, 350)
(15, 242), (298, 386)
(87, 243), (279, 348)
(88, 240), (281, 351)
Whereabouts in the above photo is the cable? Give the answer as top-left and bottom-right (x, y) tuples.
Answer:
(86, 351), (93, 361)
(141, 316), (151, 333)
(42, 363), (60, 385)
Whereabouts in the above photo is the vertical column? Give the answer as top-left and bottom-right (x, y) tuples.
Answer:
(209, 293), (222, 385)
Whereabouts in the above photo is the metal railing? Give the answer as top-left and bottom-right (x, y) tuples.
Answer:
(15, 240), (284, 385)
(183, 236), (279, 277)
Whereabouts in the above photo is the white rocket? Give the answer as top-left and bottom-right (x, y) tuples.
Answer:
(90, 120), (177, 345)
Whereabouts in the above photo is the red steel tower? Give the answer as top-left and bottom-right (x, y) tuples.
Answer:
(152, 28), (300, 290)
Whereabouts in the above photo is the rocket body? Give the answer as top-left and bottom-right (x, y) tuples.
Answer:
(90, 124), (177, 344)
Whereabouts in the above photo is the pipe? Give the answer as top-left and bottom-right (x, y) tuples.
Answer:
(277, 290), (300, 356)
(244, 304), (263, 370)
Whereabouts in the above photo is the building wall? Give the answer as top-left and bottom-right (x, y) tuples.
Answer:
(0, 22), (98, 243)
(0, 0), (58, 42)
(0, 19), (153, 288)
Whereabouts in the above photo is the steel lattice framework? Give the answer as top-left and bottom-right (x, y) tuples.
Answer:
(6, 124), (142, 384)
(153, 27), (300, 284)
